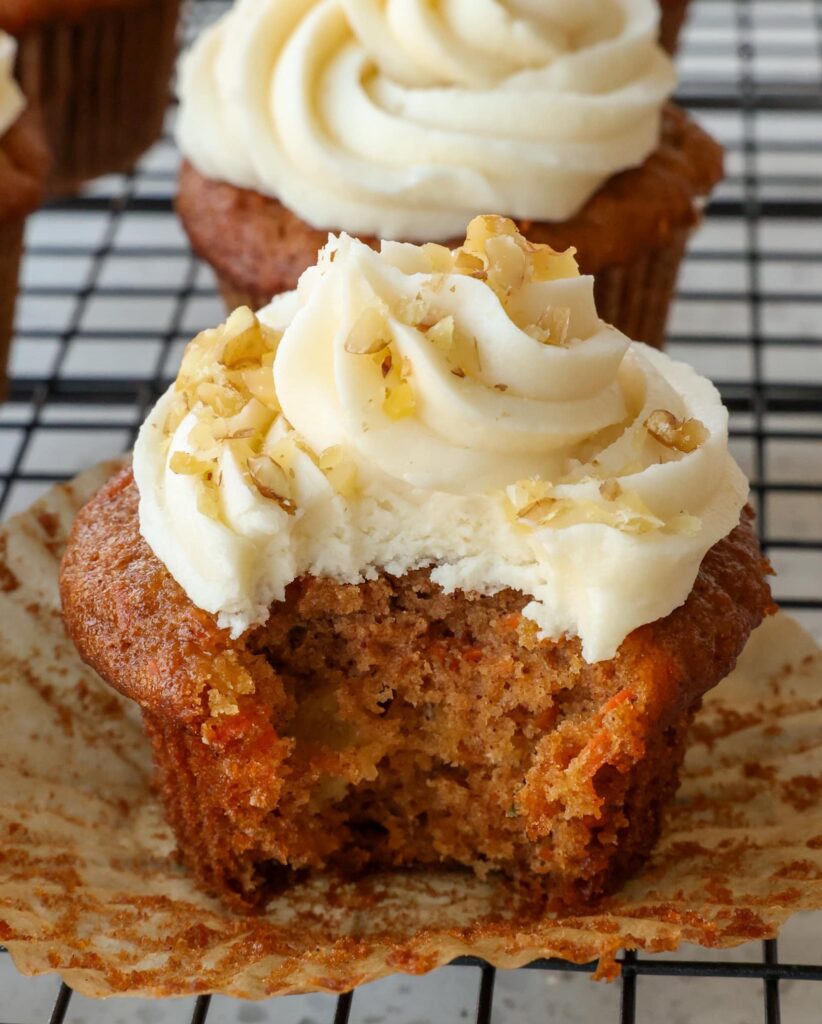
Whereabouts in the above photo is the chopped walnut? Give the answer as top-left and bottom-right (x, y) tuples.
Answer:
(526, 242), (580, 283)
(196, 381), (246, 419)
(247, 454), (296, 513)
(345, 307), (392, 355)
(506, 477), (673, 534)
(599, 479), (623, 501)
(453, 216), (579, 307)
(319, 445), (359, 499)
(383, 379), (416, 420)
(220, 307), (270, 369)
(426, 316), (455, 357)
(644, 410), (708, 453)
(453, 248), (486, 278)
(163, 309), (305, 515)
(398, 291), (428, 327)
(507, 479), (554, 521)
(171, 309), (281, 457)
(169, 451), (214, 477)
(524, 305), (572, 346)
(485, 235), (527, 298)
(517, 496), (559, 523)
(421, 242), (454, 274)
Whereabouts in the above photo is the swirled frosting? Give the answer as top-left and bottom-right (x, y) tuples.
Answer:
(132, 219), (749, 659)
(0, 33), (25, 140)
(134, 217), (747, 662)
(176, 0), (676, 239)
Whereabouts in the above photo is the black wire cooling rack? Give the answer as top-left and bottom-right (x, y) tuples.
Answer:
(2, 0), (822, 1021)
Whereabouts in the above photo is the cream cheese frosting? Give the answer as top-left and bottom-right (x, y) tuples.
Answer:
(133, 217), (748, 662)
(176, 0), (677, 239)
(0, 34), (25, 141)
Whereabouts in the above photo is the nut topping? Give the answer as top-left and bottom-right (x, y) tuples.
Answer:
(644, 410), (708, 453)
(345, 307), (392, 355)
(247, 454), (296, 513)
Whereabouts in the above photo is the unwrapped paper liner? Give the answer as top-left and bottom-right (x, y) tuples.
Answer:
(1, 464), (821, 999)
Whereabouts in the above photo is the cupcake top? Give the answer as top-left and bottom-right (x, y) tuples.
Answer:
(134, 217), (747, 662)
(176, 0), (676, 240)
(0, 33), (25, 140)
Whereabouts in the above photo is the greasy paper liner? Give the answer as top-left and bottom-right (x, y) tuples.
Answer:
(0, 216), (24, 401)
(1, 465), (822, 999)
(592, 229), (689, 350)
(659, 0), (691, 55)
(14, 0), (182, 196)
(217, 230), (690, 352)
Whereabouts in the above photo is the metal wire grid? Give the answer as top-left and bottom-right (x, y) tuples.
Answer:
(1, 0), (821, 1020)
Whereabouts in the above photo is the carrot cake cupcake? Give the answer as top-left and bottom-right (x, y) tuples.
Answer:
(1, 0), (183, 195)
(61, 218), (772, 912)
(175, 0), (722, 350)
(0, 31), (47, 399)
(658, 0), (691, 54)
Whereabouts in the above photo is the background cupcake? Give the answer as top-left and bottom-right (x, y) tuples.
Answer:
(175, 0), (722, 350)
(658, 0), (691, 54)
(1, 0), (183, 196)
(0, 31), (47, 400)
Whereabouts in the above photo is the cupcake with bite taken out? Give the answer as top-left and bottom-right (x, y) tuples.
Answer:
(61, 217), (772, 912)
(175, 0), (721, 350)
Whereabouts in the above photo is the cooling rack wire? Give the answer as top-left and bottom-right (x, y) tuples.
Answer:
(2, 0), (822, 1020)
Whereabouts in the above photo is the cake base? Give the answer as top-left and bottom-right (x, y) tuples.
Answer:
(60, 469), (773, 912)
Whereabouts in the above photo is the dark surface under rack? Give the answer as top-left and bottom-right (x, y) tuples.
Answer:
(2, 0), (822, 1021)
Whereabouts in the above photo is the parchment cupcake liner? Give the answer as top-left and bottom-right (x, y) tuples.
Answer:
(14, 0), (182, 196)
(0, 216), (24, 401)
(1, 464), (822, 999)
(592, 229), (689, 349)
(216, 229), (690, 351)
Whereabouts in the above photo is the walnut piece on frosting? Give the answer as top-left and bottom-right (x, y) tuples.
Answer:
(443, 216), (579, 345)
(458, 215), (579, 287)
(166, 307), (369, 517)
(339, 218), (583, 414)
(506, 470), (702, 537)
(644, 409), (708, 453)
(165, 308), (285, 519)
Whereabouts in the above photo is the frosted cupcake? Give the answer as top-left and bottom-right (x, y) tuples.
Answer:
(175, 0), (722, 349)
(61, 217), (772, 911)
(659, 0), (691, 54)
(0, 31), (47, 398)
(1, 0), (183, 195)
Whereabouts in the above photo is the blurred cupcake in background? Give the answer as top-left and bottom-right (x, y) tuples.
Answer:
(0, 31), (48, 400)
(658, 0), (691, 54)
(175, 0), (722, 350)
(1, 0), (183, 196)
